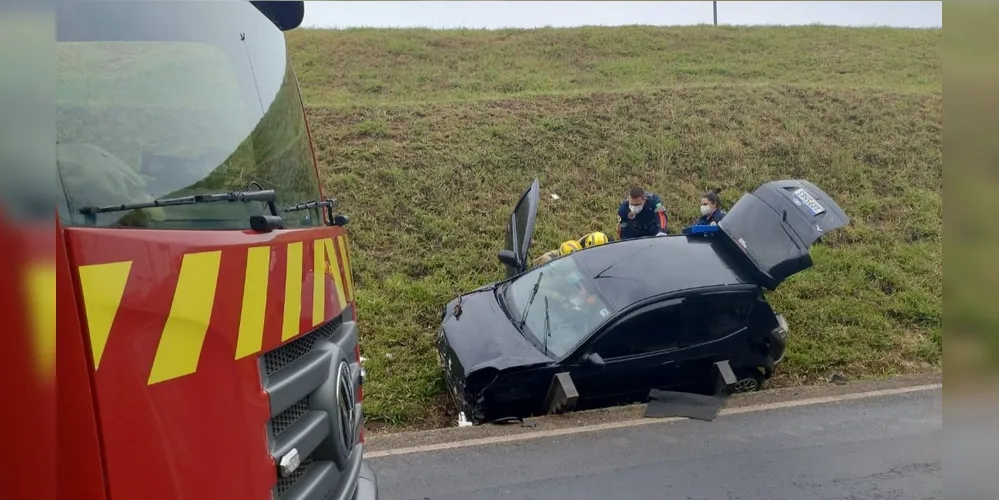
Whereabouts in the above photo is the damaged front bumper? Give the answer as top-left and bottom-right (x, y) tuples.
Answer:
(436, 332), (482, 422)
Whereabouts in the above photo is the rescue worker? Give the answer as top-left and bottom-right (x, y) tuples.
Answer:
(617, 186), (668, 240)
(694, 189), (726, 226)
(578, 231), (610, 248)
(531, 239), (582, 268)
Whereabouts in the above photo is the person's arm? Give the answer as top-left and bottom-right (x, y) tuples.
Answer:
(617, 201), (628, 239)
(649, 194), (668, 234)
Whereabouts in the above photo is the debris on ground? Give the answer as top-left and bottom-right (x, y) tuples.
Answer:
(644, 389), (730, 421)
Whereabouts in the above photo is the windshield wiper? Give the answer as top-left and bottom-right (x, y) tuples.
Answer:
(518, 271), (544, 331)
(79, 189), (278, 217)
(285, 197), (349, 227)
(284, 198), (333, 213)
(543, 297), (551, 355)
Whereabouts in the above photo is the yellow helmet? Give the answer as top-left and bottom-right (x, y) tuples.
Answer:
(558, 240), (583, 256)
(581, 232), (609, 248)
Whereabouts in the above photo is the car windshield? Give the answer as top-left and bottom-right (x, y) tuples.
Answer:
(55, 1), (323, 229)
(504, 256), (616, 358)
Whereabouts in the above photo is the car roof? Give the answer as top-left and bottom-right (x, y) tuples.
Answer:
(571, 235), (756, 311)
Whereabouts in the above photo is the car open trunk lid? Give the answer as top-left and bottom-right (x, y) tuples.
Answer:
(717, 179), (849, 290)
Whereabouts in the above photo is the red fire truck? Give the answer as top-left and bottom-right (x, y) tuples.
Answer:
(54, 2), (377, 499)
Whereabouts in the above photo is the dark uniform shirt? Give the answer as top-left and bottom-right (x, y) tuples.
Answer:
(694, 208), (726, 226)
(617, 192), (669, 240)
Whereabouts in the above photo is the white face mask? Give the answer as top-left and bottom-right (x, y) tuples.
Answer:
(700, 204), (712, 216)
(629, 203), (644, 214)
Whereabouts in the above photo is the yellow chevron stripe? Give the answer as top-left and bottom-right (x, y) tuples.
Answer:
(235, 246), (270, 359)
(336, 234), (355, 301)
(148, 251), (221, 385)
(25, 262), (56, 379)
(282, 241), (304, 341)
(312, 239), (326, 326)
(323, 238), (347, 310)
(78, 261), (132, 370)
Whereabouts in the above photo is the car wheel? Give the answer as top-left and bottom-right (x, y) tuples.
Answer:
(733, 368), (765, 393)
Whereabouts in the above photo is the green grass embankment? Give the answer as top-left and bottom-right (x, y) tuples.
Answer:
(288, 25), (942, 427)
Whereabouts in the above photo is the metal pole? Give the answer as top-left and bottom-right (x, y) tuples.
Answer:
(713, 1), (718, 25)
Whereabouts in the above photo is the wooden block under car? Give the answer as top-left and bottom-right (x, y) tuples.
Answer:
(544, 372), (579, 415)
(713, 360), (738, 395)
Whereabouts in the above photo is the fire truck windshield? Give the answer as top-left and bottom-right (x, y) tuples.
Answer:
(55, 1), (324, 229)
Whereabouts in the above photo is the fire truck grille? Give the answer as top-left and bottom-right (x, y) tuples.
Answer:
(262, 310), (360, 500)
(263, 315), (343, 376)
(322, 485), (341, 500)
(275, 457), (314, 497)
(271, 398), (309, 438)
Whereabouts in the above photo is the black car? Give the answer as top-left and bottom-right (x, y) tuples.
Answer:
(436, 179), (849, 424)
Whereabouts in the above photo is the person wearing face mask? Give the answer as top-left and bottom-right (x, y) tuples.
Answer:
(694, 188), (726, 226)
(616, 185), (669, 240)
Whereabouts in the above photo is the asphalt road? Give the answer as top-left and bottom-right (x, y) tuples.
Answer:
(369, 387), (941, 500)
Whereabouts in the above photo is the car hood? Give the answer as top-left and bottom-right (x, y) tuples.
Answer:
(440, 287), (552, 377)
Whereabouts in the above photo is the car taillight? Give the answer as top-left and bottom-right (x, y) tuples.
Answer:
(777, 314), (789, 334)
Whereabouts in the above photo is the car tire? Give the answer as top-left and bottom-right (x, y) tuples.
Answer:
(733, 367), (766, 393)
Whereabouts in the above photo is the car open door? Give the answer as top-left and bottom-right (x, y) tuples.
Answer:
(498, 179), (540, 279)
(718, 179), (849, 290)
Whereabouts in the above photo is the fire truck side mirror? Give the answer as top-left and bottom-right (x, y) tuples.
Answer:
(321, 197), (347, 226)
(250, 215), (284, 232)
(329, 214), (349, 227)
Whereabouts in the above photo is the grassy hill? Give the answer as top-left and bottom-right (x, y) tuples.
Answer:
(287, 26), (943, 427)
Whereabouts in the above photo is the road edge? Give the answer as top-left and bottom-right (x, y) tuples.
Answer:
(364, 372), (941, 456)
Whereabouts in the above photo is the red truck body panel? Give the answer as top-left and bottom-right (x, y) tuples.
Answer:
(57, 217), (110, 500)
(60, 226), (355, 499)
(50, 4), (377, 499)
(3, 219), (56, 500)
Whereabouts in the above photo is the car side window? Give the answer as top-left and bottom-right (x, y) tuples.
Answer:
(592, 302), (683, 360)
(683, 292), (754, 345)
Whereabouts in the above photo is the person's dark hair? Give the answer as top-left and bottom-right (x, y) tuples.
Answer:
(629, 186), (645, 199)
(703, 188), (722, 207)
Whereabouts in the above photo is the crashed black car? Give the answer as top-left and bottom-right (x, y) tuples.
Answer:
(436, 179), (849, 424)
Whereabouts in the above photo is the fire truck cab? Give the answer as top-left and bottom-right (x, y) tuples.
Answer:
(55, 2), (378, 499)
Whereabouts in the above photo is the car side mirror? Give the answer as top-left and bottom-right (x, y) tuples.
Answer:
(583, 352), (605, 369)
(498, 249), (520, 268)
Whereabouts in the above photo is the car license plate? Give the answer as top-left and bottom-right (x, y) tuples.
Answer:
(792, 188), (825, 215)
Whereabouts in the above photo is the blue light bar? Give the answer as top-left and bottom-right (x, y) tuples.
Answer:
(682, 224), (721, 236)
